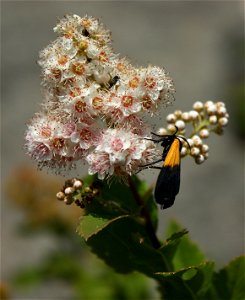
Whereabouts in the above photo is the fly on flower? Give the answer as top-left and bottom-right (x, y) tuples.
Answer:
(142, 126), (189, 209)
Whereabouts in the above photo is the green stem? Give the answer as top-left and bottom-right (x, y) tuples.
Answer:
(127, 176), (161, 249)
(190, 119), (210, 137)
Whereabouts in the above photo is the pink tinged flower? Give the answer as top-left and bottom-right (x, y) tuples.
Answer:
(111, 138), (124, 151)
(73, 144), (88, 160)
(30, 142), (52, 161)
(62, 122), (77, 138)
(70, 127), (101, 150)
(119, 115), (147, 135)
(52, 137), (65, 153)
(87, 152), (112, 180)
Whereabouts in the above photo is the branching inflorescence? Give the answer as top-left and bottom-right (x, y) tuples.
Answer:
(25, 14), (229, 181)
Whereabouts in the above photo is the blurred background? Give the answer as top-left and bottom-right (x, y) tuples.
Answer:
(1, 1), (244, 299)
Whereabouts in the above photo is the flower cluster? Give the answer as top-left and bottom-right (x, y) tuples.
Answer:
(158, 101), (229, 164)
(25, 14), (175, 179)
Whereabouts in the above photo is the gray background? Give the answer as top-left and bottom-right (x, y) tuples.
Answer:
(1, 1), (244, 298)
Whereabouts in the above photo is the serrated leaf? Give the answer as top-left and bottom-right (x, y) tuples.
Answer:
(155, 261), (215, 300)
(81, 215), (167, 276)
(166, 220), (206, 270)
(212, 256), (245, 300)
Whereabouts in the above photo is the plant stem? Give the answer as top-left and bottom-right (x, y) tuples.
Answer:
(127, 176), (161, 249)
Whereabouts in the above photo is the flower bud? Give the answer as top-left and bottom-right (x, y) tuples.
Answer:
(56, 191), (65, 201)
(187, 138), (194, 147)
(193, 101), (204, 111)
(204, 100), (214, 108)
(64, 196), (73, 205)
(203, 152), (209, 159)
(192, 135), (202, 146)
(218, 117), (228, 127)
(189, 110), (199, 120)
(191, 147), (200, 156)
(195, 154), (205, 164)
(73, 180), (83, 189)
(64, 187), (75, 195)
(157, 128), (167, 135)
(217, 106), (227, 116)
(209, 115), (217, 124)
(181, 112), (190, 121)
(202, 144), (209, 153)
(167, 124), (177, 133)
(166, 113), (176, 123)
(84, 186), (92, 193)
(199, 129), (209, 139)
(181, 146), (187, 157)
(207, 104), (217, 115)
(216, 101), (225, 108)
(174, 110), (182, 118)
(175, 120), (185, 130)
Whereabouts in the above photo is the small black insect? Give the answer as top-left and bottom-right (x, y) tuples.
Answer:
(142, 127), (189, 209)
(108, 75), (120, 89)
(82, 28), (90, 37)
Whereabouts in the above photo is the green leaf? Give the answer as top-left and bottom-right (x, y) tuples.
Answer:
(166, 220), (206, 270)
(155, 261), (215, 300)
(78, 214), (167, 276)
(212, 256), (245, 300)
(77, 214), (114, 241)
(82, 175), (140, 219)
(159, 229), (189, 271)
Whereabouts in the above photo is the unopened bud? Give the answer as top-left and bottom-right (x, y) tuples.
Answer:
(187, 138), (194, 147)
(181, 146), (188, 157)
(202, 144), (209, 153)
(200, 129), (209, 139)
(175, 120), (185, 130)
(167, 124), (177, 133)
(84, 186), (92, 193)
(195, 154), (205, 164)
(192, 135), (202, 146)
(204, 101), (214, 108)
(193, 101), (204, 111)
(157, 128), (167, 135)
(191, 147), (200, 156)
(73, 180), (83, 189)
(174, 110), (182, 118)
(64, 196), (73, 205)
(181, 112), (190, 121)
(189, 110), (199, 120)
(218, 117), (228, 127)
(64, 187), (75, 195)
(217, 106), (227, 116)
(209, 115), (217, 124)
(166, 113), (176, 123)
(207, 104), (217, 115)
(56, 191), (65, 201)
(203, 152), (209, 159)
